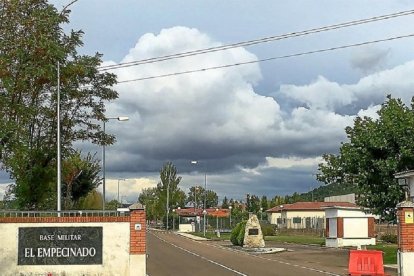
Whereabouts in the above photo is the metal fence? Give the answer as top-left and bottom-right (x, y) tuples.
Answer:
(0, 210), (130, 218)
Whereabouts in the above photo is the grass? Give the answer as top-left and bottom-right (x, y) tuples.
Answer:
(191, 231), (232, 241)
(265, 235), (325, 246)
(367, 243), (398, 264)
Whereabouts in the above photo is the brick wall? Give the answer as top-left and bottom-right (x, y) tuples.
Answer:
(0, 209), (147, 255)
(398, 207), (414, 252)
(130, 210), (146, 254)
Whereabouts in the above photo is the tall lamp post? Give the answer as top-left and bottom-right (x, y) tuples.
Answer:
(215, 207), (220, 237)
(102, 116), (129, 210)
(191, 160), (207, 236)
(117, 178), (126, 208)
(229, 206), (232, 228)
(172, 209), (176, 231)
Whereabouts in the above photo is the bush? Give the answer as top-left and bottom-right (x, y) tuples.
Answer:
(231, 221), (247, 246)
(260, 222), (276, 237)
(381, 233), (397, 244)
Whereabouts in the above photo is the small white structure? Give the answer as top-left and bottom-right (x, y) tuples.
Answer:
(178, 223), (195, 233)
(325, 206), (376, 248)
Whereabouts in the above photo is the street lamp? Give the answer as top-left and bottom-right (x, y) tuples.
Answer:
(178, 207), (181, 229)
(229, 206), (232, 228)
(117, 178), (126, 208)
(215, 208), (220, 237)
(102, 116), (129, 210)
(172, 209), (176, 231)
(191, 160), (207, 237)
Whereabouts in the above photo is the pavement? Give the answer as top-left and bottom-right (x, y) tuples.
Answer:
(172, 231), (398, 275)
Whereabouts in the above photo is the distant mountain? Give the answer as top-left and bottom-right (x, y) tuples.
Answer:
(287, 182), (357, 203)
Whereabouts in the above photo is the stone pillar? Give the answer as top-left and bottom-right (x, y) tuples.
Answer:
(397, 201), (414, 276)
(129, 203), (146, 276)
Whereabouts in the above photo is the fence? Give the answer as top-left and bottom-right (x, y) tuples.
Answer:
(0, 210), (129, 218)
(375, 223), (397, 238)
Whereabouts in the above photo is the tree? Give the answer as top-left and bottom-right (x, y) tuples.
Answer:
(76, 189), (103, 210)
(138, 187), (159, 221)
(186, 186), (204, 209)
(318, 96), (412, 221)
(260, 195), (268, 210)
(156, 162), (186, 223)
(62, 152), (101, 209)
(0, 1), (117, 209)
(221, 196), (229, 209)
(246, 194), (260, 213)
(205, 190), (218, 208)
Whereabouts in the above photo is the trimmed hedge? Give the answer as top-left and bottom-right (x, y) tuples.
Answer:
(231, 221), (247, 246)
(381, 233), (397, 244)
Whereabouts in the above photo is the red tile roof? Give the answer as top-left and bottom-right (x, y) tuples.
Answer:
(175, 208), (230, 218)
(266, 201), (357, 213)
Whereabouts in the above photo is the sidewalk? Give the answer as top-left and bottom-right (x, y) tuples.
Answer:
(176, 232), (209, 241)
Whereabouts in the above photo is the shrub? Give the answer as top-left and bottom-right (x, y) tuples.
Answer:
(381, 233), (397, 244)
(231, 221), (247, 246)
(260, 222), (275, 237)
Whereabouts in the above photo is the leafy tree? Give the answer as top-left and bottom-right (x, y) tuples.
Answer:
(156, 162), (186, 224)
(318, 96), (411, 221)
(260, 195), (268, 210)
(62, 152), (101, 209)
(246, 194), (260, 212)
(205, 190), (218, 208)
(104, 199), (120, 210)
(186, 186), (204, 209)
(0, 0), (117, 209)
(76, 189), (103, 210)
(138, 187), (159, 221)
(221, 196), (229, 209)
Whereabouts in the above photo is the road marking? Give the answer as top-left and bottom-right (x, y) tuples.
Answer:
(151, 232), (247, 276)
(186, 238), (342, 276)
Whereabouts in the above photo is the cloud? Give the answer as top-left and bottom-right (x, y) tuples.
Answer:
(350, 46), (390, 74)
(280, 60), (414, 114)
(80, 27), (414, 199)
(104, 177), (158, 203)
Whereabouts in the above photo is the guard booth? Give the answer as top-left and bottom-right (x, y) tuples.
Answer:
(175, 208), (201, 232)
(324, 206), (375, 248)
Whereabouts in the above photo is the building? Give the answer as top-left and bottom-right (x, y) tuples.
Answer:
(175, 208), (230, 232)
(266, 201), (357, 229)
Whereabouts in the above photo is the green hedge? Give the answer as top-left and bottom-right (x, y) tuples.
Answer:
(231, 221), (247, 246)
(381, 233), (397, 244)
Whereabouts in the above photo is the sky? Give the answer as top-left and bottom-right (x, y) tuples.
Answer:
(2, 0), (414, 204)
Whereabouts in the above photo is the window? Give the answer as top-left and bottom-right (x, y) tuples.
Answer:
(293, 217), (301, 224)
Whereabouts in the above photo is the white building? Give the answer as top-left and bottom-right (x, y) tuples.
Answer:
(325, 206), (376, 248)
(266, 201), (357, 229)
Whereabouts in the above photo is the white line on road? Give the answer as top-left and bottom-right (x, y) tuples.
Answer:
(189, 238), (342, 276)
(151, 232), (247, 276)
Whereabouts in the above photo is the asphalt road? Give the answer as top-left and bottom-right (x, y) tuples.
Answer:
(146, 231), (364, 276)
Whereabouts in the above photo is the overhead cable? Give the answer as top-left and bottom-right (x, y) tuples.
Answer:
(115, 33), (414, 84)
(99, 9), (414, 71)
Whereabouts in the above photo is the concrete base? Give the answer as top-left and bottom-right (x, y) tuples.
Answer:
(129, 254), (146, 276)
(398, 251), (414, 276)
(325, 237), (376, 248)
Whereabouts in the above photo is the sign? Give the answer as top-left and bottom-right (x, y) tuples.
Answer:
(405, 210), (414, 224)
(18, 227), (102, 265)
(135, 223), (142, 230)
(196, 216), (200, 223)
(248, 228), (259, 235)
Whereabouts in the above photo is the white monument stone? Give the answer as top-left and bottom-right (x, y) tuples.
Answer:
(243, 214), (265, 248)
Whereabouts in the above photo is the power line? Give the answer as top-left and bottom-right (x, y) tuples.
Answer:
(115, 33), (414, 84)
(99, 9), (414, 71)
